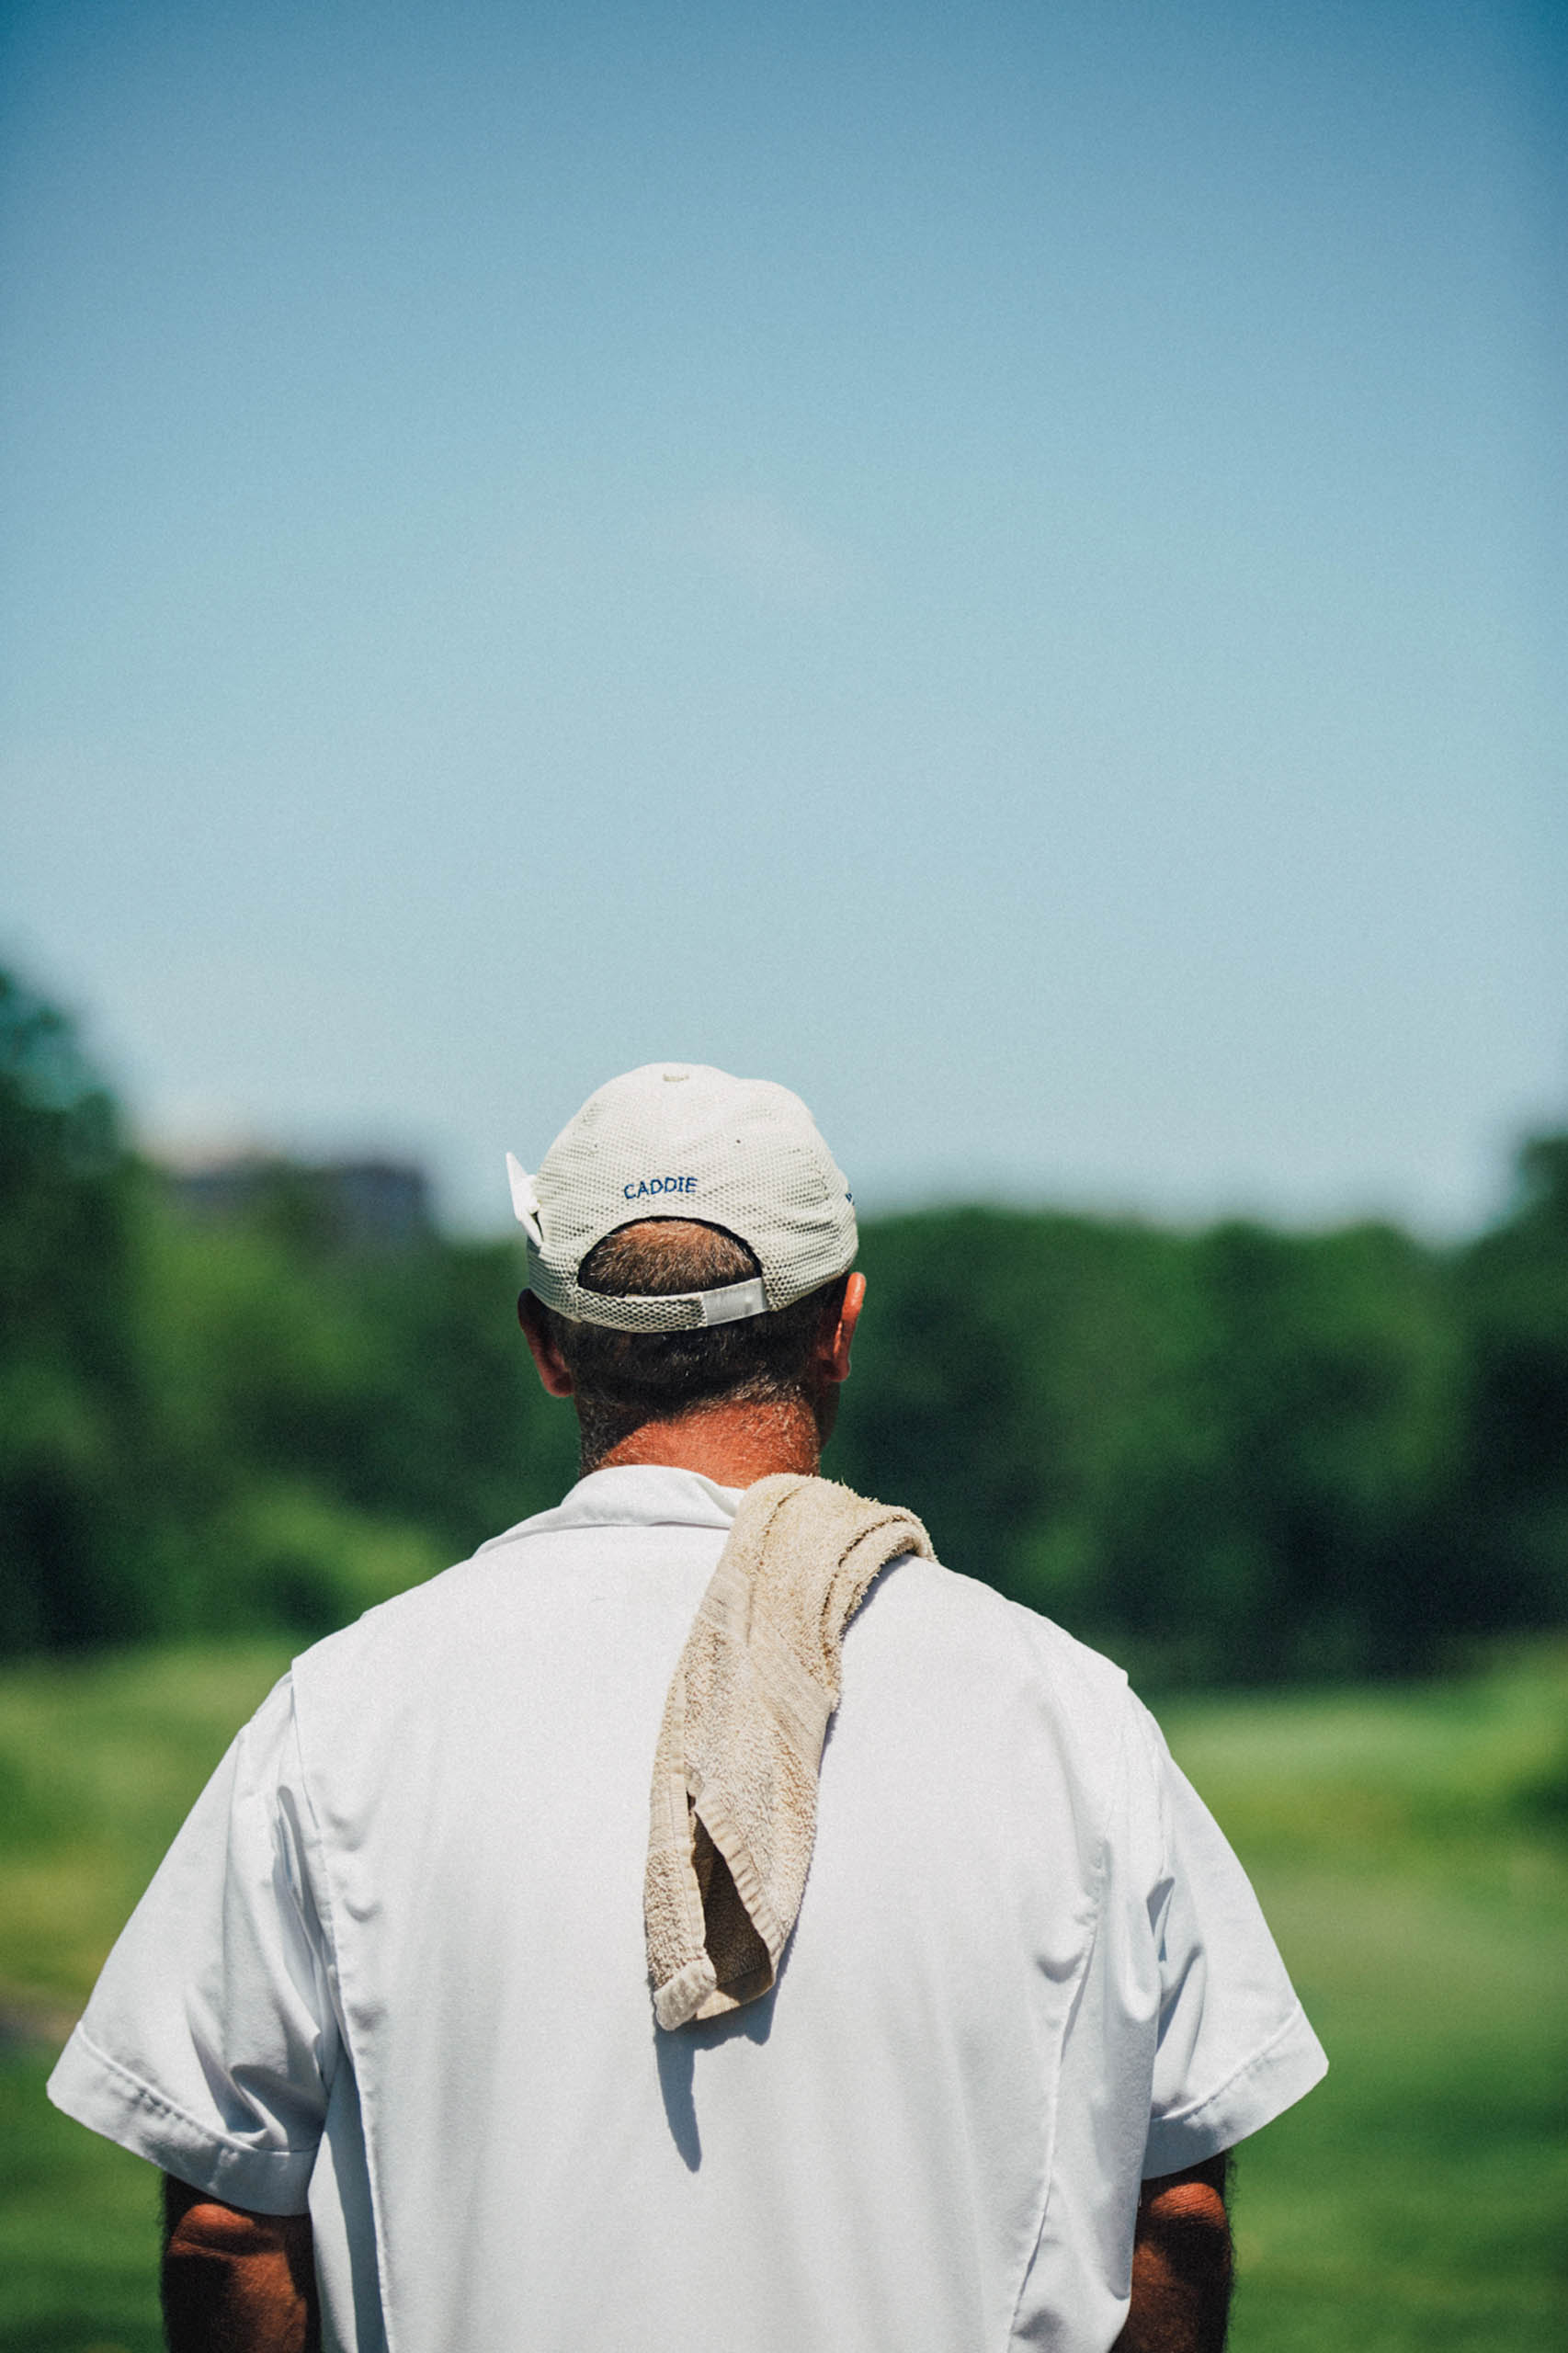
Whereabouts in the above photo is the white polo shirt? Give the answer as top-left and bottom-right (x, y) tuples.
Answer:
(50, 1466), (1325, 2353)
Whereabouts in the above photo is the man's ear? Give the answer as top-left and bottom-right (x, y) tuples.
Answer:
(518, 1290), (575, 1398)
(822, 1272), (865, 1386)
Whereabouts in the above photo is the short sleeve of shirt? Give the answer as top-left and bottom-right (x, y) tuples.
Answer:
(1127, 1698), (1327, 2177)
(46, 1674), (337, 2215)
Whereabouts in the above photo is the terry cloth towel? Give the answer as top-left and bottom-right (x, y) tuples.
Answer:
(645, 1472), (934, 2030)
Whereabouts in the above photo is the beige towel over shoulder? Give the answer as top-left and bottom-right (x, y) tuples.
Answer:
(645, 1472), (933, 2031)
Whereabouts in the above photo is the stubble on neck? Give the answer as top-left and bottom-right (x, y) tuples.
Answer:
(580, 1390), (825, 1487)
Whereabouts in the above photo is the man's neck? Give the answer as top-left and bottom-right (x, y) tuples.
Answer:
(589, 1395), (823, 1487)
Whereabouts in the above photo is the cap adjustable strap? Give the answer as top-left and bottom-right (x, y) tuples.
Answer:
(695, 1278), (767, 1326)
(549, 1273), (770, 1332)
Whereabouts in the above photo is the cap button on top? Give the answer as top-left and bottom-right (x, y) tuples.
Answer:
(663, 1068), (689, 1082)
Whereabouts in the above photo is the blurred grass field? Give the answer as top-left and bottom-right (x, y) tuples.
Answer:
(1, 1641), (1563, 2353)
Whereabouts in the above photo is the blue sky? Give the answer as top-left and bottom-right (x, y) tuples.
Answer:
(3, 0), (1562, 1233)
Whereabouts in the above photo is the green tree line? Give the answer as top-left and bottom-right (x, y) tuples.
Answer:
(3, 965), (1564, 1684)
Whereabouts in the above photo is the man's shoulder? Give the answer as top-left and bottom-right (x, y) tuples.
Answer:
(282, 1497), (722, 1722)
(877, 1543), (1125, 1674)
(849, 1542), (1137, 1763)
(285, 1540), (502, 1697)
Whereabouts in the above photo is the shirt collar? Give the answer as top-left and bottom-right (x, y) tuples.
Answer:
(481, 1463), (743, 1551)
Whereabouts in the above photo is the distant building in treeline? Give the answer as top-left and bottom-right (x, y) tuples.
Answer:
(165, 1155), (433, 1252)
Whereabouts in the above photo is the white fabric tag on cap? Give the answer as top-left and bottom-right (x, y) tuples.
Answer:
(505, 1153), (544, 1247)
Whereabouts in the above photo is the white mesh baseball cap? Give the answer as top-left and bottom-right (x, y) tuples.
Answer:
(506, 1063), (857, 1332)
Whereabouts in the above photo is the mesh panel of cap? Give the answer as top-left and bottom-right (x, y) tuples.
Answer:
(522, 1063), (857, 1332)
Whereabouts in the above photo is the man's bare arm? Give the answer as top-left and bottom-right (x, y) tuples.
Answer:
(1112, 2153), (1233, 2353)
(161, 2174), (319, 2353)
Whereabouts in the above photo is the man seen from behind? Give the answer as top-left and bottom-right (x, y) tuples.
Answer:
(50, 1062), (1326, 2352)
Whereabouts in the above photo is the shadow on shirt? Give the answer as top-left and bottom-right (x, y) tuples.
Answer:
(654, 1987), (777, 2170)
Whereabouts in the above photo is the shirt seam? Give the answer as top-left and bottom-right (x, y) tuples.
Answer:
(1003, 1637), (1124, 2351)
(290, 1678), (402, 2353)
(281, 1699), (348, 2057)
(1152, 1998), (1312, 2131)
(70, 2022), (319, 2163)
(474, 1509), (733, 1556)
